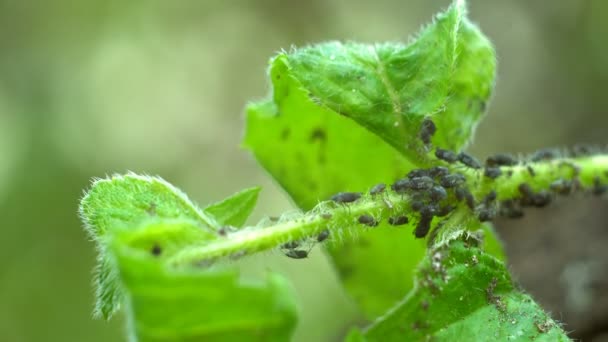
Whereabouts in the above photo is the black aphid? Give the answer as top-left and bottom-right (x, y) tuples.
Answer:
(526, 166), (536, 177)
(518, 183), (534, 197)
(388, 216), (409, 226)
(499, 200), (524, 219)
(370, 183), (386, 196)
(484, 167), (502, 179)
(429, 185), (448, 202)
(572, 144), (594, 156)
(440, 173), (466, 188)
(414, 213), (433, 238)
(530, 148), (557, 162)
(483, 190), (497, 205)
(407, 169), (430, 179)
(317, 229), (330, 242)
(358, 214), (378, 227)
(531, 191), (552, 208)
(550, 179), (574, 195)
(486, 153), (517, 167)
(455, 187), (475, 210)
(420, 206), (437, 217)
(330, 192), (361, 203)
(391, 178), (411, 193)
(428, 166), (450, 178)
(457, 152), (482, 169)
(592, 177), (608, 196)
(282, 241), (300, 249)
(419, 117), (436, 145)
(218, 226), (231, 236)
(285, 249), (308, 259)
(477, 209), (495, 222)
(409, 176), (434, 191)
(436, 205), (454, 217)
(151, 244), (162, 256)
(410, 200), (425, 212)
(435, 148), (458, 163)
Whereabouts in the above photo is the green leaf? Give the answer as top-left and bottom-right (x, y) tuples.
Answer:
(245, 70), (425, 318)
(203, 186), (261, 228)
(364, 232), (569, 341)
(79, 173), (218, 319)
(245, 0), (496, 319)
(111, 220), (297, 342)
(273, 0), (494, 158)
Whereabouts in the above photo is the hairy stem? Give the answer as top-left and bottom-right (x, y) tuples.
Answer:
(169, 153), (608, 267)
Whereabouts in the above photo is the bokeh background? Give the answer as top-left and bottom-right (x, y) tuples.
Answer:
(1, 0), (607, 341)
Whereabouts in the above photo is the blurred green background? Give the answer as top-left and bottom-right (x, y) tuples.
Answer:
(1, 1), (607, 341)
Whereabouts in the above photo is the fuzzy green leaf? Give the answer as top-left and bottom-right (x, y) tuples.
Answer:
(364, 232), (569, 341)
(245, 0), (496, 319)
(111, 220), (297, 342)
(274, 0), (494, 158)
(245, 77), (426, 318)
(203, 186), (261, 228)
(79, 173), (218, 319)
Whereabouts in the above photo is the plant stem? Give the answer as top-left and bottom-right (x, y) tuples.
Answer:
(168, 154), (608, 267)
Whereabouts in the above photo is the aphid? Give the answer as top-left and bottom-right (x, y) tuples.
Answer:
(435, 148), (458, 163)
(483, 190), (497, 205)
(410, 200), (425, 212)
(358, 214), (378, 227)
(285, 249), (308, 259)
(151, 243), (162, 256)
(388, 216), (409, 226)
(518, 184), (534, 207)
(407, 169), (430, 179)
(429, 185), (448, 202)
(526, 166), (536, 177)
(218, 225), (236, 236)
(502, 207), (524, 219)
(531, 191), (552, 208)
(414, 213), (433, 238)
(370, 183), (386, 196)
(419, 117), (436, 145)
(428, 166), (450, 178)
(409, 176), (434, 191)
(330, 192), (361, 203)
(484, 167), (502, 179)
(550, 179), (574, 195)
(281, 241), (300, 249)
(455, 187), (475, 210)
(440, 173), (466, 188)
(420, 206), (437, 217)
(572, 144), (594, 156)
(530, 148), (557, 162)
(436, 204), (454, 217)
(391, 178), (411, 193)
(477, 208), (495, 222)
(457, 152), (482, 169)
(317, 229), (330, 242)
(518, 183), (534, 198)
(592, 177), (608, 195)
(486, 153), (517, 167)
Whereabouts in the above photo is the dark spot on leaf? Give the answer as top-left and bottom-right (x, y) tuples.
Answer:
(309, 127), (327, 143)
(147, 202), (157, 215)
(281, 128), (290, 141)
(151, 243), (162, 256)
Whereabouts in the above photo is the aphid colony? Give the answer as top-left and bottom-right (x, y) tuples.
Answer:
(276, 116), (608, 260)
